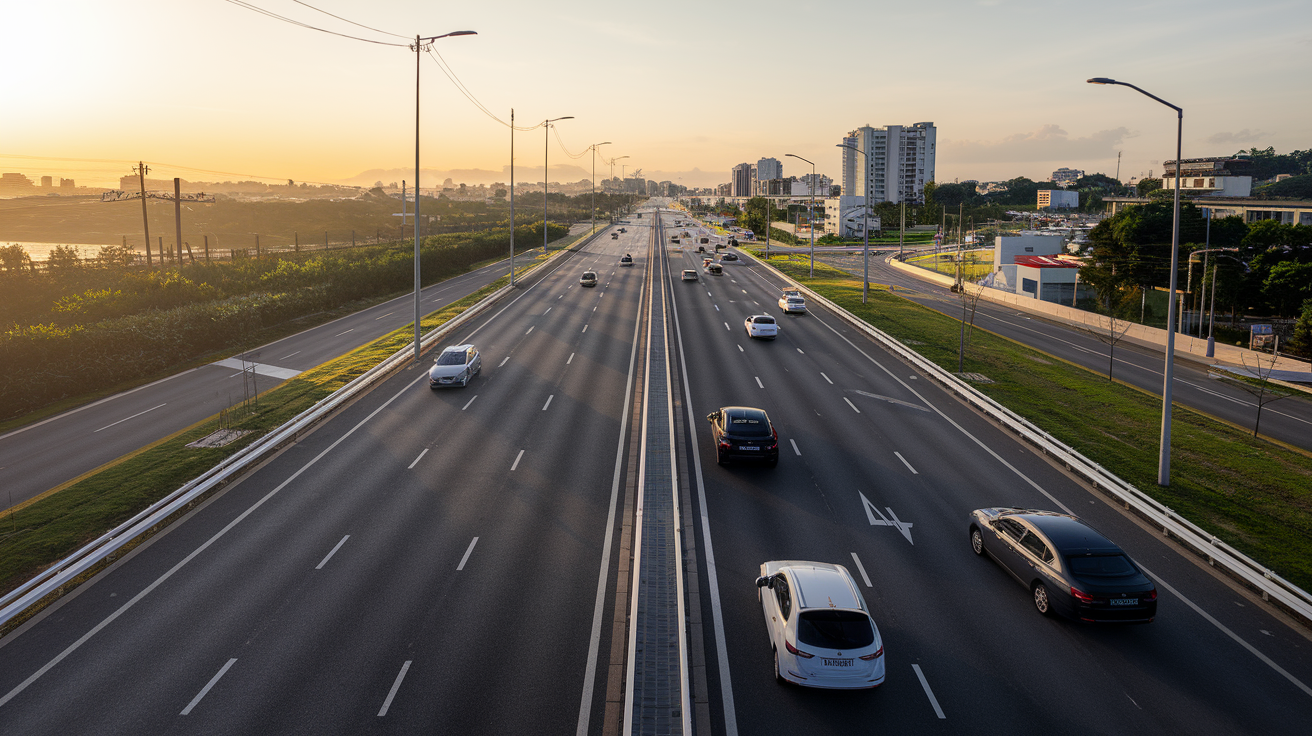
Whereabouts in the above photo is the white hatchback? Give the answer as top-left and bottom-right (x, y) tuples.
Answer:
(778, 295), (806, 314)
(756, 561), (885, 689)
(744, 314), (778, 340)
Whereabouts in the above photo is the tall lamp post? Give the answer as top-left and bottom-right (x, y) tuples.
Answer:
(543, 116), (574, 254)
(411, 30), (476, 361)
(590, 141), (612, 235)
(1088, 76), (1182, 487)
(785, 153), (816, 277)
(836, 143), (871, 303)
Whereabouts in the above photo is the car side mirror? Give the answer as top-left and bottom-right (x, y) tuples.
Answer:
(755, 575), (773, 589)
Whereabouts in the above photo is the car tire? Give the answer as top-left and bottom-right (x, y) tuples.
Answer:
(766, 456), (778, 468)
(716, 450), (727, 466)
(774, 649), (785, 684)
(1033, 582), (1053, 617)
(970, 526), (985, 556)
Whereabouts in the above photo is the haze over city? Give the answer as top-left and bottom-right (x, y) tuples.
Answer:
(3, 0), (1309, 189)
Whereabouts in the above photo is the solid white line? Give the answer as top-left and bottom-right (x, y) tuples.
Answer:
(499, 356), (510, 367)
(737, 344), (744, 353)
(334, 328), (354, 337)
(456, 537), (479, 571)
(912, 664), (946, 719)
(0, 376), (431, 709)
(525, 326), (534, 335)
(821, 372), (833, 384)
(790, 439), (801, 456)
(407, 448), (429, 469)
(374, 311), (395, 320)
(94, 403), (166, 433)
(315, 535), (350, 569)
(279, 351), (300, 360)
(378, 661), (412, 716)
(895, 451), (919, 474)
(511, 449), (524, 470)
(542, 394), (554, 411)
(724, 322), (730, 331)
(181, 658), (237, 715)
(844, 397), (861, 413)
(568, 352), (575, 364)
(582, 324), (588, 333)
(461, 395), (478, 411)
(755, 376), (764, 389)
(1139, 564), (1312, 698)
(850, 552), (873, 588)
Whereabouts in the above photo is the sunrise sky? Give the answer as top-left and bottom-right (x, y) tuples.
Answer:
(2, 0), (1309, 189)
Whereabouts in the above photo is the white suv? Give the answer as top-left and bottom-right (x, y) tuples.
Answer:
(756, 561), (885, 689)
(745, 314), (778, 340)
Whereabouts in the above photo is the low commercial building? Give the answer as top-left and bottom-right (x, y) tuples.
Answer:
(992, 232), (1067, 296)
(823, 196), (880, 238)
(1104, 195), (1312, 226)
(995, 254), (1085, 304)
(1162, 157), (1253, 197)
(1038, 189), (1078, 209)
(1052, 167), (1084, 185)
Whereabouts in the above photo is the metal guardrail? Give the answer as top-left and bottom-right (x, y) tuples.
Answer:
(743, 250), (1312, 627)
(0, 232), (602, 629)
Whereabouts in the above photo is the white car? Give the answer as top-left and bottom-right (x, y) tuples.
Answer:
(745, 314), (778, 340)
(681, 269), (698, 282)
(429, 344), (481, 388)
(778, 292), (806, 313)
(756, 561), (885, 689)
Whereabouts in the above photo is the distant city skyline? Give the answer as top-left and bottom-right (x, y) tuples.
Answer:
(2, 1), (1308, 192)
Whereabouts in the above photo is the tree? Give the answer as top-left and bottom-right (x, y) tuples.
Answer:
(1255, 174), (1312, 200)
(920, 181), (941, 225)
(1262, 261), (1312, 317)
(1137, 178), (1162, 196)
(1287, 299), (1312, 358)
(1074, 173), (1121, 190)
(0, 244), (33, 273)
(1214, 355), (1295, 438)
(933, 182), (978, 207)
(46, 245), (81, 271)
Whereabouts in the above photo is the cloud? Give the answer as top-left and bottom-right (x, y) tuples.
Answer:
(1204, 129), (1267, 146)
(942, 125), (1133, 164)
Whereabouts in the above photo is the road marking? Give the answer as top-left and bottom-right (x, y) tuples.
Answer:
(378, 661), (412, 716)
(821, 372), (833, 384)
(912, 664), (946, 719)
(408, 449), (429, 469)
(457, 537), (479, 571)
(315, 535), (350, 569)
(593, 306), (597, 312)
(525, 326), (534, 335)
(844, 397), (861, 413)
(894, 451), (918, 474)
(511, 449), (524, 471)
(1139, 564), (1312, 698)
(790, 439), (801, 456)
(94, 403), (166, 433)
(544, 307), (552, 315)
(568, 352), (575, 364)
(279, 351), (300, 360)
(374, 311), (395, 320)
(707, 291), (712, 297)
(181, 658), (237, 715)
(724, 322), (730, 331)
(499, 356), (510, 367)
(796, 348), (804, 354)
(850, 553), (873, 588)
(860, 492), (915, 544)
(543, 394), (554, 411)
(559, 294), (564, 299)
(334, 328), (354, 337)
(737, 344), (744, 353)
(582, 324), (588, 333)
(853, 390), (931, 412)
(715, 305), (720, 311)
(741, 289), (747, 294)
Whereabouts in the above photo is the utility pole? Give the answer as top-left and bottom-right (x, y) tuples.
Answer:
(899, 201), (905, 257)
(136, 162), (151, 266)
(510, 109), (516, 286)
(174, 178), (183, 264)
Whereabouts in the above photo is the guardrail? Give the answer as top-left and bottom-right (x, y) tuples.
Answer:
(743, 250), (1312, 627)
(0, 231), (603, 629)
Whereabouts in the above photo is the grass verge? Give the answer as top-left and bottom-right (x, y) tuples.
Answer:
(754, 251), (1312, 592)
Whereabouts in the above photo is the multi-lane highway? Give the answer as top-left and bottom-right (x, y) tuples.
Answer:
(1, 205), (1309, 734)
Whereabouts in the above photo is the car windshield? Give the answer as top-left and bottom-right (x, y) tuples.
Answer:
(1067, 554), (1137, 578)
(726, 414), (771, 436)
(436, 351), (466, 366)
(797, 610), (875, 649)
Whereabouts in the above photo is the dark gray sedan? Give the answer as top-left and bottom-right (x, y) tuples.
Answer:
(969, 508), (1157, 623)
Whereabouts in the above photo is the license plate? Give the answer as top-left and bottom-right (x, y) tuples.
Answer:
(739, 446), (759, 451)
(822, 658), (853, 667)
(1109, 598), (1138, 606)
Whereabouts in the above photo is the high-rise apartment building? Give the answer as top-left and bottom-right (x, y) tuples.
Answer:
(839, 133), (858, 196)
(757, 157), (782, 182)
(731, 163), (753, 197)
(843, 122), (936, 204)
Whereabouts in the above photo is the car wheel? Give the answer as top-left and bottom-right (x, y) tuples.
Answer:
(774, 649), (785, 684)
(766, 456), (778, 468)
(716, 450), (727, 466)
(970, 526), (984, 556)
(1033, 583), (1053, 616)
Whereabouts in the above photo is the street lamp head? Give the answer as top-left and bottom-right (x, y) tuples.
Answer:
(1087, 77), (1116, 85)
(425, 30), (477, 41)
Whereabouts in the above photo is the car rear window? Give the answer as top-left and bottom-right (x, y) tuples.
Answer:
(727, 415), (771, 436)
(436, 351), (466, 366)
(797, 610), (875, 649)
(1067, 554), (1137, 577)
(753, 316), (776, 325)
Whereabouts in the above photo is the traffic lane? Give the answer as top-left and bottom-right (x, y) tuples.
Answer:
(676, 259), (1312, 729)
(0, 240), (629, 724)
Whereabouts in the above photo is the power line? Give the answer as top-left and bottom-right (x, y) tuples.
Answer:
(290, 0), (409, 40)
(423, 48), (539, 131)
(552, 126), (590, 160)
(221, 0), (406, 46)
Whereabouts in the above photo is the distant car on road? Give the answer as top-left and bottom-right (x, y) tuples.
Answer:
(778, 295), (806, 314)
(745, 314), (778, 340)
(611, 232), (619, 240)
(429, 344), (482, 389)
(681, 269), (698, 281)
(620, 254), (634, 267)
(580, 270), (599, 287)
(706, 263), (723, 276)
(756, 560), (885, 688)
(721, 253), (739, 263)
(969, 508), (1157, 623)
(707, 406), (779, 466)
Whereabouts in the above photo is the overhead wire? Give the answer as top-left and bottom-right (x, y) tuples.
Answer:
(221, 0), (406, 46)
(289, 0), (410, 40)
(423, 48), (539, 132)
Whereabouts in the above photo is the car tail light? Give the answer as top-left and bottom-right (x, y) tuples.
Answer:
(1145, 589), (1157, 602)
(784, 640), (813, 659)
(718, 439), (731, 449)
(1071, 586), (1094, 604)
(859, 644), (883, 660)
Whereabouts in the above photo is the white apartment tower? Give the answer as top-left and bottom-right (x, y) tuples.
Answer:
(845, 122), (936, 204)
(757, 157), (782, 182)
(839, 133), (858, 195)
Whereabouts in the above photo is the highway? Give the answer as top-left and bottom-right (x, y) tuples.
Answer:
(0, 226), (591, 511)
(0, 206), (1309, 733)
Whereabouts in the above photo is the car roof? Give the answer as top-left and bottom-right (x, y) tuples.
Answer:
(1010, 511), (1121, 554)
(442, 344), (474, 353)
(772, 562), (865, 612)
(720, 406), (769, 423)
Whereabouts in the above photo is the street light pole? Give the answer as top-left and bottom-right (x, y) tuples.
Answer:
(786, 153), (816, 277)
(1089, 76), (1182, 487)
(837, 143), (870, 303)
(510, 108), (516, 286)
(411, 30), (476, 362)
(590, 141), (611, 235)
(543, 116), (574, 254)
